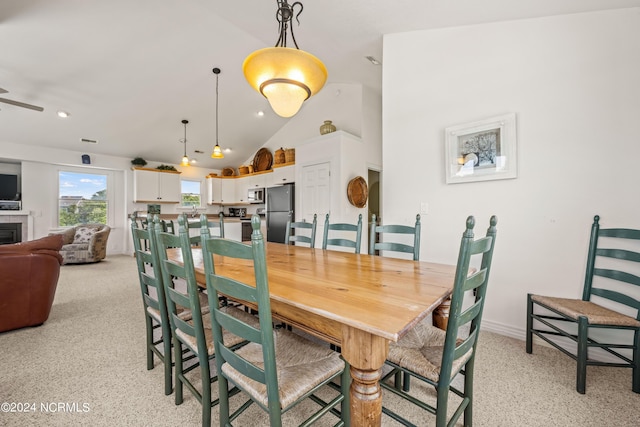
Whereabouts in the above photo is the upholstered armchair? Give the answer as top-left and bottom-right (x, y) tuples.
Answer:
(0, 234), (64, 333)
(49, 224), (110, 264)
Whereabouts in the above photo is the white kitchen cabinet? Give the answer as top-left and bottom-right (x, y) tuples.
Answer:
(221, 179), (236, 204)
(223, 222), (242, 241)
(207, 176), (237, 204)
(267, 164), (295, 187)
(133, 168), (181, 203)
(206, 176), (221, 204)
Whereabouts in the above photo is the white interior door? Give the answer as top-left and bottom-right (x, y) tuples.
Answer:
(300, 162), (331, 243)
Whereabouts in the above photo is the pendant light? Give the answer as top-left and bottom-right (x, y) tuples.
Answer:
(211, 67), (224, 159)
(242, 0), (327, 118)
(180, 119), (190, 166)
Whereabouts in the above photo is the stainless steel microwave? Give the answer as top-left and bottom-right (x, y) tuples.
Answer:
(247, 187), (265, 204)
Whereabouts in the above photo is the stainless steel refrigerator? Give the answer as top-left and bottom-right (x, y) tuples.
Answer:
(266, 184), (294, 243)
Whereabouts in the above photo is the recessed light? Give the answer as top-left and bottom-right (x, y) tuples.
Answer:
(365, 56), (381, 65)
(257, 111), (265, 117)
(224, 148), (232, 153)
(57, 110), (70, 118)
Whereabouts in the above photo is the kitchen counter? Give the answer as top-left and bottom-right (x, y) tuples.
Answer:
(130, 213), (264, 224)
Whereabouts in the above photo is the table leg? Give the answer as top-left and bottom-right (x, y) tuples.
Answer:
(341, 325), (389, 426)
(433, 296), (451, 330)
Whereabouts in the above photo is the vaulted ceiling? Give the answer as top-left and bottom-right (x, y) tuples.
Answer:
(1, 0), (637, 169)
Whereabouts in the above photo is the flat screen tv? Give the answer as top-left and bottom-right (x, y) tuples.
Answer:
(0, 174), (19, 200)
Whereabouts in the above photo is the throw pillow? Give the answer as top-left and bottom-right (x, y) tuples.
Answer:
(73, 226), (97, 244)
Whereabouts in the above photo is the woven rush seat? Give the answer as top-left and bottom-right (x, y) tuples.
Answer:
(146, 291), (210, 324)
(530, 295), (640, 327)
(175, 306), (260, 356)
(388, 323), (472, 383)
(221, 328), (345, 409)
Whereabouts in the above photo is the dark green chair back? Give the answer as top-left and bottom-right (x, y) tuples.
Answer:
(284, 213), (317, 247)
(369, 213), (421, 260)
(382, 215), (498, 427)
(527, 215), (640, 394)
(131, 214), (173, 395)
(202, 215), (349, 426)
(152, 214), (216, 426)
(322, 213), (363, 254)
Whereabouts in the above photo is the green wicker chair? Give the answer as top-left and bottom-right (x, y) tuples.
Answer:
(527, 215), (640, 394)
(322, 213), (363, 254)
(284, 213), (317, 247)
(202, 215), (350, 426)
(153, 215), (257, 427)
(381, 215), (498, 427)
(369, 214), (421, 260)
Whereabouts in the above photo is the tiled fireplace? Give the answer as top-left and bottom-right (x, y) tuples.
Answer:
(0, 212), (32, 244)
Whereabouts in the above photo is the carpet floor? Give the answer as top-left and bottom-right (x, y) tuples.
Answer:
(1, 255), (638, 426)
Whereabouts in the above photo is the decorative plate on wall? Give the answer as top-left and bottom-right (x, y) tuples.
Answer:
(347, 176), (368, 208)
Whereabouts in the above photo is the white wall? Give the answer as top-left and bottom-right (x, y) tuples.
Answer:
(253, 82), (382, 169)
(382, 8), (640, 338)
(0, 141), (222, 255)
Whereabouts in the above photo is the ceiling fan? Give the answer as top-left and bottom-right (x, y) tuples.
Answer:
(0, 88), (44, 112)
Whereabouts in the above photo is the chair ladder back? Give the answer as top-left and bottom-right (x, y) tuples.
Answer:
(200, 212), (225, 238)
(583, 216), (640, 318)
(322, 213), (363, 253)
(285, 213), (317, 247)
(441, 216), (498, 383)
(370, 214), (421, 260)
(132, 216), (169, 311)
(153, 216), (207, 344)
(201, 215), (280, 410)
(178, 213), (203, 246)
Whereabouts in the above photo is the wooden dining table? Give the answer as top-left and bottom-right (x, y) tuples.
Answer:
(167, 242), (456, 427)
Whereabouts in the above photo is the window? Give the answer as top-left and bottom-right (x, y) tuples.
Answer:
(58, 171), (108, 226)
(181, 180), (201, 207)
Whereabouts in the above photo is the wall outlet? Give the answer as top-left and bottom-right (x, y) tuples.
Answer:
(420, 202), (429, 214)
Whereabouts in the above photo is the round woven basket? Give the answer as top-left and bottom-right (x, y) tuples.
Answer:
(347, 176), (368, 208)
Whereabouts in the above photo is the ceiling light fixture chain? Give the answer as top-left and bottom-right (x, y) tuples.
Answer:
(181, 119), (190, 166)
(275, 0), (303, 49)
(211, 67), (224, 159)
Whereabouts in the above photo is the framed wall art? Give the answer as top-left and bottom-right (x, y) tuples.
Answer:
(444, 113), (517, 184)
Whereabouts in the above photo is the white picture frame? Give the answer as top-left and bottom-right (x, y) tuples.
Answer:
(444, 113), (517, 184)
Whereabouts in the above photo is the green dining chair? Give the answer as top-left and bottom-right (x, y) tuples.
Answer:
(322, 213), (363, 254)
(369, 213), (421, 390)
(131, 214), (174, 395)
(202, 215), (351, 426)
(381, 215), (498, 427)
(527, 215), (640, 394)
(203, 212), (225, 238)
(369, 213), (421, 260)
(153, 215), (258, 427)
(284, 213), (317, 247)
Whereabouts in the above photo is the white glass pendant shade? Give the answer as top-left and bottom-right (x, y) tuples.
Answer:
(243, 47), (327, 118)
(181, 155), (190, 166)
